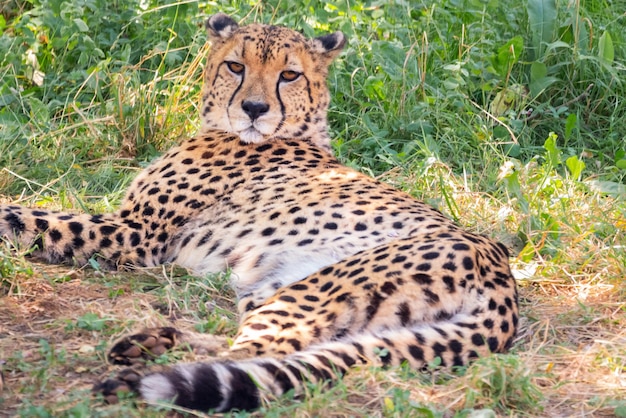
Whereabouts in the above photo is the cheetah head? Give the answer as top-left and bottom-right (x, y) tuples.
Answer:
(200, 14), (345, 151)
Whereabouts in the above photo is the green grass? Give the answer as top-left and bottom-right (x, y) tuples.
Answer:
(1, 0), (625, 416)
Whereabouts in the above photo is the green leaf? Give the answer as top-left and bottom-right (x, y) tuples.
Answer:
(73, 18), (89, 32)
(530, 61), (547, 81)
(615, 404), (626, 418)
(529, 75), (559, 98)
(564, 113), (577, 139)
(492, 36), (524, 77)
(598, 31), (614, 64)
(616, 159), (626, 170)
(543, 132), (561, 167)
(529, 60), (560, 97)
(28, 97), (50, 126)
(565, 155), (585, 180)
(526, 0), (557, 59)
(586, 180), (626, 196)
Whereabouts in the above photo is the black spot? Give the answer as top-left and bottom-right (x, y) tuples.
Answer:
(424, 289), (440, 304)
(442, 275), (455, 292)
(415, 263), (432, 272)
(378, 347), (392, 365)
(99, 237), (112, 248)
(35, 218), (49, 231)
(462, 256), (475, 270)
(448, 339), (463, 353)
(261, 227), (276, 236)
(397, 302), (411, 326)
(365, 291), (384, 321)
(320, 266), (334, 276)
(352, 276), (367, 286)
(409, 345), (424, 361)
(442, 261), (457, 272)
(354, 222), (367, 231)
(347, 267), (364, 278)
(279, 295), (297, 303)
(288, 339), (301, 351)
(432, 342), (447, 359)
(68, 221), (83, 236)
(487, 337), (499, 352)
(471, 333), (485, 346)
(100, 225), (118, 235)
(256, 143), (272, 152)
(72, 236), (85, 249)
(381, 281), (397, 295)
(129, 232), (141, 247)
(500, 320), (510, 333)
(49, 229), (62, 242)
(320, 281), (333, 292)
(452, 243), (471, 251)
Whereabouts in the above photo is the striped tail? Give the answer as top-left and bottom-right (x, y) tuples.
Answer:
(131, 315), (514, 412)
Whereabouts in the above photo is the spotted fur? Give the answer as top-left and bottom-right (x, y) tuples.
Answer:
(1, 14), (518, 413)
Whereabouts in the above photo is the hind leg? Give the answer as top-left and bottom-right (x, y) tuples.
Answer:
(108, 231), (517, 364)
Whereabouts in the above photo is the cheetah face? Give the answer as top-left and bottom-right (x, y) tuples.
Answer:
(200, 14), (345, 146)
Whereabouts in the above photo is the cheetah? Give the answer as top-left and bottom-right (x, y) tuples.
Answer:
(0, 14), (519, 413)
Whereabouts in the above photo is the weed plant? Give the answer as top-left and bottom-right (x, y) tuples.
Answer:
(0, 0), (624, 416)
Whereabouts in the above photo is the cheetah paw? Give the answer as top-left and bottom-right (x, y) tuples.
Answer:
(93, 368), (141, 404)
(108, 327), (182, 365)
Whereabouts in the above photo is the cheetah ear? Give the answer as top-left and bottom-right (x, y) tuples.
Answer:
(206, 13), (239, 40)
(311, 32), (346, 61)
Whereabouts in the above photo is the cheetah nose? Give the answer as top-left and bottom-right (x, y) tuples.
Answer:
(241, 101), (269, 120)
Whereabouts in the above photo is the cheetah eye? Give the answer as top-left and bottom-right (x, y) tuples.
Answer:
(280, 70), (301, 82)
(226, 61), (245, 75)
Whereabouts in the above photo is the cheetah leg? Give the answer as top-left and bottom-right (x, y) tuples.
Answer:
(107, 327), (231, 365)
(228, 233), (519, 358)
(0, 205), (151, 267)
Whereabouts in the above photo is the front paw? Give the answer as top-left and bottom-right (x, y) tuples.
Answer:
(93, 368), (142, 404)
(108, 327), (182, 365)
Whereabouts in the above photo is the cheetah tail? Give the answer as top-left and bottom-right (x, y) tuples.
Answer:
(130, 317), (514, 412)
